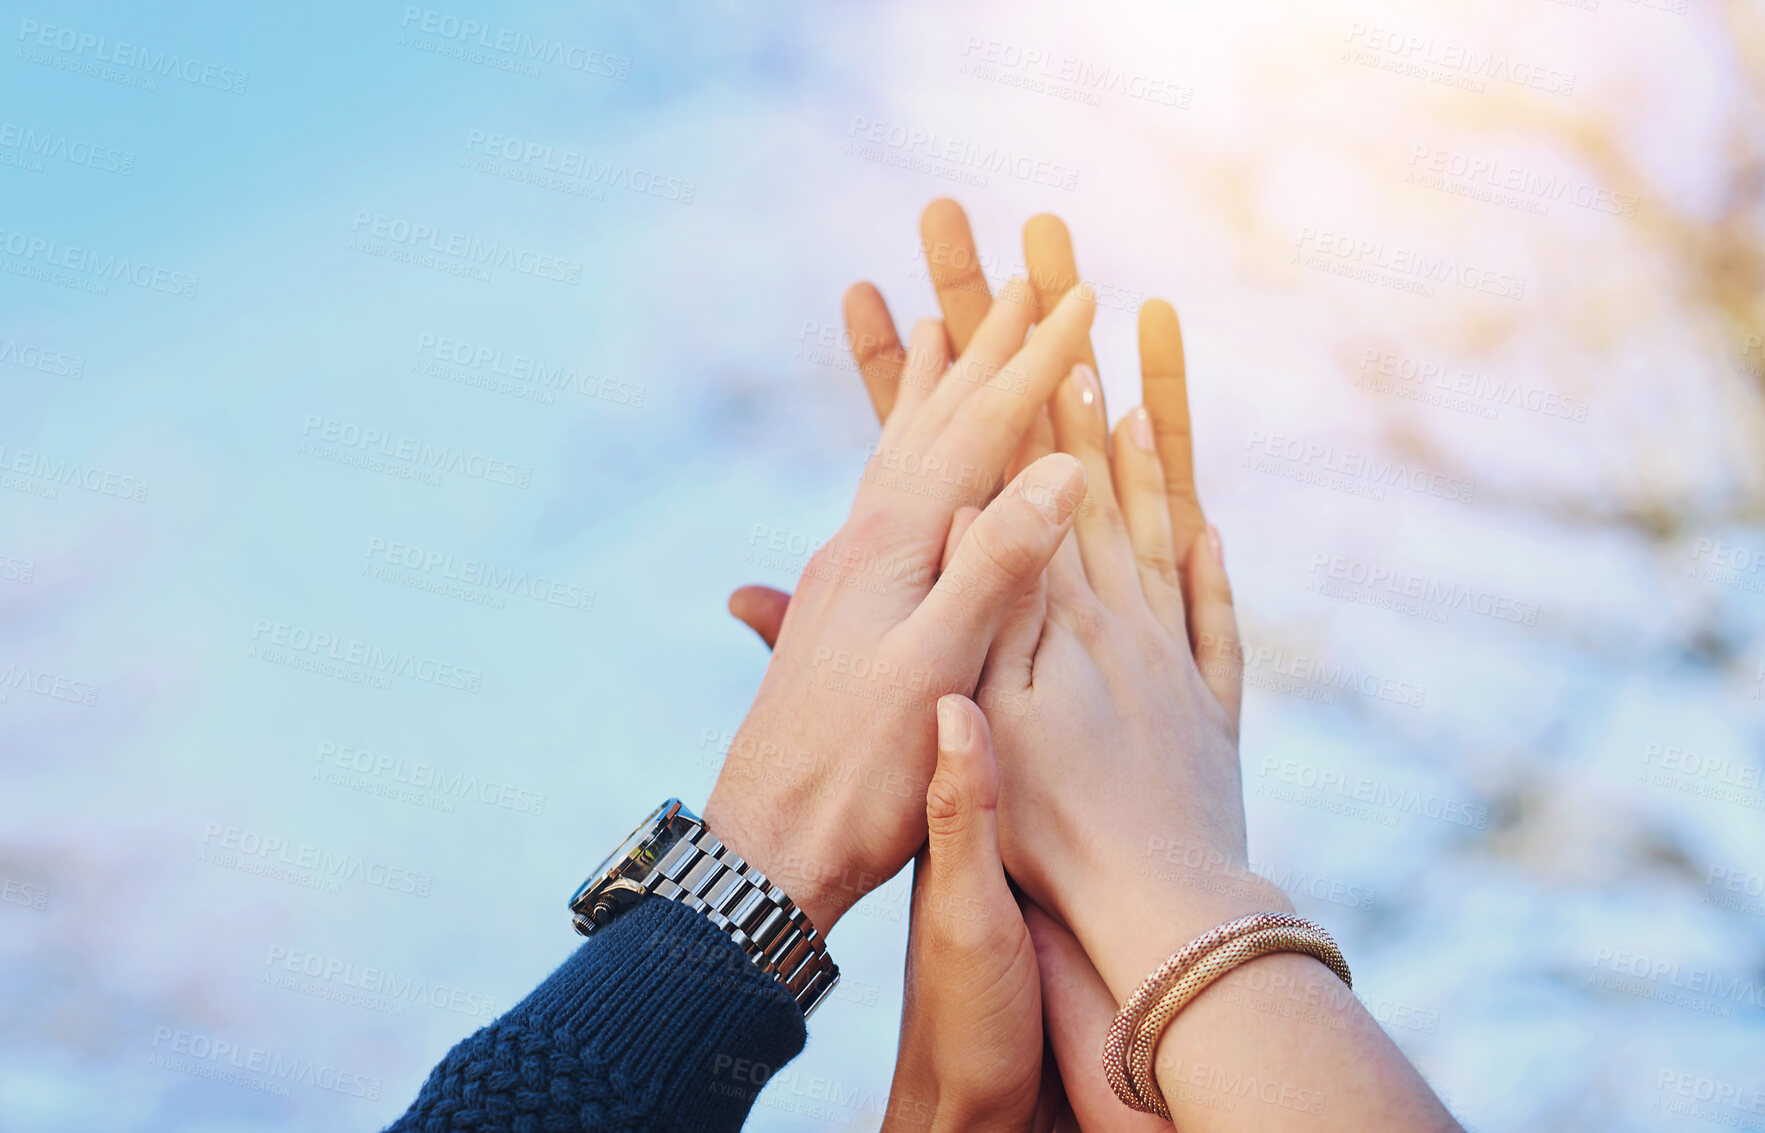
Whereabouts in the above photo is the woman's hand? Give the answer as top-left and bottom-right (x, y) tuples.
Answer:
(982, 360), (1459, 1132)
(883, 694), (1048, 1133)
(981, 357), (1276, 1003)
(704, 285), (1097, 935)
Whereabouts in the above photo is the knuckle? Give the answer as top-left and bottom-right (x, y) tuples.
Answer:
(1164, 478), (1202, 512)
(1057, 594), (1113, 647)
(923, 773), (970, 838)
(964, 517), (1042, 590)
(1096, 496), (1128, 535)
(1154, 412), (1194, 446)
(1201, 572), (1237, 607)
(1137, 548), (1183, 590)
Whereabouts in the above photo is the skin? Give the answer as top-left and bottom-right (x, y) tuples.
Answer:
(703, 278), (1100, 935)
(727, 203), (1464, 1130)
(728, 203), (1211, 1128)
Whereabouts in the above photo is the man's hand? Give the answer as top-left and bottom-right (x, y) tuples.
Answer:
(704, 286), (1097, 935)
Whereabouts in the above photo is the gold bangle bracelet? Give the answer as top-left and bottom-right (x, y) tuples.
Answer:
(1127, 925), (1352, 1116)
(1103, 912), (1352, 1118)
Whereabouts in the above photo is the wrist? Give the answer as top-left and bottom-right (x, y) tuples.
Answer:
(1066, 836), (1296, 1003)
(879, 1074), (1022, 1133)
(699, 794), (866, 936)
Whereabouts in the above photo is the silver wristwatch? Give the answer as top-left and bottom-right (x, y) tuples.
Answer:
(568, 799), (840, 1017)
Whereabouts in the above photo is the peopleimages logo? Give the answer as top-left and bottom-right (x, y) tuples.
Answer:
(364, 537), (595, 613)
(299, 415), (533, 488)
(0, 228), (199, 298)
(847, 117), (1080, 191)
(16, 19), (250, 93)
(1243, 431), (1476, 504)
(315, 740), (548, 815)
(463, 130), (695, 203)
(1306, 553), (1541, 626)
(0, 122), (134, 174)
(350, 212), (583, 285)
(149, 1027), (380, 1100)
(249, 618), (485, 693)
(199, 822), (434, 897)
(1294, 227), (1525, 301)
(1344, 23), (1576, 97)
(265, 945), (499, 1020)
(398, 8), (631, 80)
(0, 336), (85, 379)
(1407, 146), (1638, 218)
(0, 662), (99, 706)
(414, 334), (646, 407)
(0, 443), (150, 502)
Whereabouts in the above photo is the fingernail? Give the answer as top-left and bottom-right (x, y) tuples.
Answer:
(1130, 407), (1156, 451)
(1207, 524), (1224, 564)
(937, 695), (972, 748)
(1070, 363), (1099, 409)
(1025, 453), (1085, 523)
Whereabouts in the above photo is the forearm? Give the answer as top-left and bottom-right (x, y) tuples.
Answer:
(1150, 952), (1459, 1131)
(385, 899), (806, 1133)
(1071, 858), (1458, 1131)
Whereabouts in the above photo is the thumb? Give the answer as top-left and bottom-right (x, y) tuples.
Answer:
(904, 452), (1084, 665)
(727, 585), (791, 650)
(921, 695), (1004, 906)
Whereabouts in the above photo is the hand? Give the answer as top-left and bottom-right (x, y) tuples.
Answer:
(704, 286), (1097, 935)
(980, 355), (1276, 1002)
(882, 694), (1046, 1133)
(884, 694), (1178, 1133)
(730, 201), (1206, 640)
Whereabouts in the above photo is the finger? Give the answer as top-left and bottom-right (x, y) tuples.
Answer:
(1012, 406), (1086, 610)
(921, 198), (993, 354)
(1049, 362), (1137, 606)
(877, 319), (951, 455)
(1139, 300), (1207, 561)
(1110, 407), (1186, 631)
(1021, 214), (1098, 374)
(1183, 525), (1243, 735)
(979, 569), (1045, 697)
(923, 695), (1004, 899)
(1005, 405), (1055, 483)
(1024, 904), (1176, 1133)
(727, 585), (790, 650)
(1044, 528), (1089, 611)
(872, 319), (953, 468)
(901, 454), (1084, 666)
(844, 282), (906, 424)
(942, 505), (981, 573)
(933, 284), (1097, 487)
(912, 276), (1037, 446)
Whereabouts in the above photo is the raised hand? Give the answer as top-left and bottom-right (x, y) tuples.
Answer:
(704, 286), (1097, 935)
(729, 202), (1210, 648)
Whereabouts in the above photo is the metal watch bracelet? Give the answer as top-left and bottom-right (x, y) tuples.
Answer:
(588, 822), (840, 1016)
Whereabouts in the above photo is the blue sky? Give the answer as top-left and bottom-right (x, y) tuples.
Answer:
(3, 2), (1762, 1131)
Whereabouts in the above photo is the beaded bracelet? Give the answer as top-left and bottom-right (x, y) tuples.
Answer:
(1103, 912), (1352, 1118)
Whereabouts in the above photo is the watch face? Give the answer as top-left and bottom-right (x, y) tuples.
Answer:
(569, 799), (685, 919)
(590, 800), (672, 881)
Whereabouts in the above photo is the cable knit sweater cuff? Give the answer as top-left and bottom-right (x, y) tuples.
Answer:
(387, 898), (809, 1133)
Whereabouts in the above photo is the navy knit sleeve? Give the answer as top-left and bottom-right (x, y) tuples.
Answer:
(384, 898), (809, 1132)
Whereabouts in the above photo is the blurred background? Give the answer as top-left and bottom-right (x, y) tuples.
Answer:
(2, 0), (1762, 1130)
